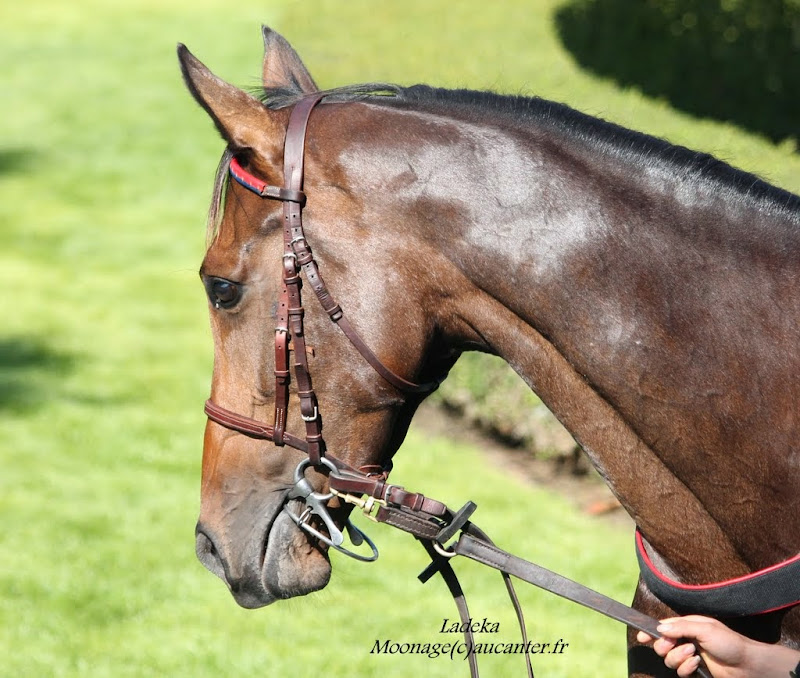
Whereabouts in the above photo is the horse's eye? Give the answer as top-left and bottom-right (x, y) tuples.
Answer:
(205, 277), (242, 309)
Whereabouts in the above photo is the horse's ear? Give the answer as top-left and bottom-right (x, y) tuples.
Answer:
(177, 44), (280, 160)
(261, 26), (318, 93)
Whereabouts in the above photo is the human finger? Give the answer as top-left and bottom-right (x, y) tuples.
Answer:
(663, 642), (697, 670)
(675, 654), (702, 678)
(657, 617), (720, 642)
(660, 617), (748, 668)
(653, 636), (678, 657)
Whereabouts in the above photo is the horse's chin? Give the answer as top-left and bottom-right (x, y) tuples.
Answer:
(233, 510), (332, 609)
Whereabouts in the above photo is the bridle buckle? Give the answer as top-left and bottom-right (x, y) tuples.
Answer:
(300, 406), (318, 422)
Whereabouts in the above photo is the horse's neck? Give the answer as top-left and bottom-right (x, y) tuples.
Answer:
(442, 275), (751, 580)
(423, 117), (800, 577)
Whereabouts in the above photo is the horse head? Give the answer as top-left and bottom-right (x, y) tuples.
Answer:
(179, 29), (456, 607)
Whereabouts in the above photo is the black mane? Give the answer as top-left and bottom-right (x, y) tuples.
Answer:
(257, 83), (800, 220)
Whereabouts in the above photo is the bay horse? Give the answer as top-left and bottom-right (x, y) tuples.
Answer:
(179, 27), (800, 677)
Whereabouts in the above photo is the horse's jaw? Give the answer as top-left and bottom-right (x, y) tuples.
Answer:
(195, 504), (332, 609)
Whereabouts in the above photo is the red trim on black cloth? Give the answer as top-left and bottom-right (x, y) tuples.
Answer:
(635, 529), (800, 617)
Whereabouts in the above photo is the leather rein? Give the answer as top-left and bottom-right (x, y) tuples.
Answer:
(202, 94), (712, 678)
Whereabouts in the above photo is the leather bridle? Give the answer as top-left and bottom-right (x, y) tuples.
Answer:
(204, 93), (445, 559)
(201, 93), (713, 678)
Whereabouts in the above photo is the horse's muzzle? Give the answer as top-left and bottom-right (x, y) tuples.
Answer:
(195, 507), (332, 608)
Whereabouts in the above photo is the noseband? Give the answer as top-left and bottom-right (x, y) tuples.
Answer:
(204, 93), (441, 560)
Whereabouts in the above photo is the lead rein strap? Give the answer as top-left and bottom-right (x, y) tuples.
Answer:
(368, 501), (712, 678)
(380, 504), (532, 678)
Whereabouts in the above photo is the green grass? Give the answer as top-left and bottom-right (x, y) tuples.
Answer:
(1, 1), (797, 676)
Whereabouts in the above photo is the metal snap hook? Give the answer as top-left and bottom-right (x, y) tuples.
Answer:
(284, 458), (380, 561)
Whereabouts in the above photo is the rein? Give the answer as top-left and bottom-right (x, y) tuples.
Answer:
(203, 94), (712, 678)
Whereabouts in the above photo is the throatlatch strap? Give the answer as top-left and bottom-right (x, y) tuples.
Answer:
(636, 529), (800, 617)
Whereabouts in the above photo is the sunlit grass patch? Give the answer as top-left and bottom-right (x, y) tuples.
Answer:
(2, 1), (797, 676)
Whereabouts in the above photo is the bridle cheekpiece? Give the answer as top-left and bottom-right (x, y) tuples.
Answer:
(204, 93), (439, 560)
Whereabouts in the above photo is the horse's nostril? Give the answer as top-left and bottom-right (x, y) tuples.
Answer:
(195, 527), (226, 581)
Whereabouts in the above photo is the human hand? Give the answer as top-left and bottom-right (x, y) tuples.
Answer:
(636, 615), (800, 678)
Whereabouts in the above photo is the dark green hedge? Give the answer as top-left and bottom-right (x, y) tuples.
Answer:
(434, 353), (577, 458)
(555, 0), (799, 144)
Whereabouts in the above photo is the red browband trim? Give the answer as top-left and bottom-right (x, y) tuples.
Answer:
(636, 529), (800, 616)
(229, 157), (305, 204)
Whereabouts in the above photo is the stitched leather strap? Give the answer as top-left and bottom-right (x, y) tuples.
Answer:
(330, 471), (449, 516)
(454, 532), (713, 678)
(281, 95), (326, 464)
(462, 523), (534, 678)
(205, 399), (441, 513)
(205, 399), (308, 451)
(457, 533), (662, 636)
(335, 315), (437, 393)
(369, 502), (713, 678)
(229, 158), (305, 203)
